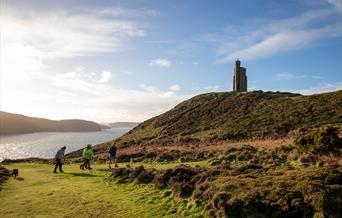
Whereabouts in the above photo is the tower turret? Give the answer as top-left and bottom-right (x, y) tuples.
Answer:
(235, 59), (240, 68)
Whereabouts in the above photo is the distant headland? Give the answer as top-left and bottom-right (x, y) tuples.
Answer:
(0, 111), (108, 135)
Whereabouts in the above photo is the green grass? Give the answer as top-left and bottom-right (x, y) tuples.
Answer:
(0, 162), (206, 218)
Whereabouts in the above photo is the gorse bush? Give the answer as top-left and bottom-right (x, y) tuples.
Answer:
(295, 126), (342, 152)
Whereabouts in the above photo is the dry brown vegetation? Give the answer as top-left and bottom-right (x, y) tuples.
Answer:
(66, 137), (292, 162)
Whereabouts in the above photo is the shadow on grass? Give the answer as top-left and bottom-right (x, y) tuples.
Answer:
(95, 168), (113, 172)
(64, 172), (102, 178)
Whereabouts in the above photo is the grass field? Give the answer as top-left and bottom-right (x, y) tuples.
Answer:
(0, 162), (206, 218)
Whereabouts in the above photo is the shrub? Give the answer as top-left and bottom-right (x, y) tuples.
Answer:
(171, 182), (194, 198)
(0, 165), (10, 190)
(110, 165), (155, 184)
(136, 169), (155, 184)
(295, 127), (341, 152)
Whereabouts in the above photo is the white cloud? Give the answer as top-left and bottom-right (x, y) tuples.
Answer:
(169, 84), (181, 92)
(0, 6), (145, 103)
(93, 7), (158, 17)
(160, 91), (176, 98)
(257, 82), (342, 95)
(215, 8), (341, 63)
(1, 67), (192, 122)
(276, 72), (307, 81)
(98, 71), (112, 83)
(326, 0), (342, 10)
(292, 82), (342, 95)
(140, 84), (156, 92)
(149, 58), (171, 67)
(1, 8), (144, 60)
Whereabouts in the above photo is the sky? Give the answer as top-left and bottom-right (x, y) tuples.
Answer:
(0, 0), (341, 123)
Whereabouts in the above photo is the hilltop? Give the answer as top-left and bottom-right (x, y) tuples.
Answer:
(106, 90), (342, 148)
(0, 111), (105, 135)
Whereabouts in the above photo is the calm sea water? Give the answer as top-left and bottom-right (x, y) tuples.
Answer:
(0, 128), (130, 162)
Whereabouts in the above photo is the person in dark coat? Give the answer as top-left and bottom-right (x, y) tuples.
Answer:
(54, 146), (66, 173)
(108, 143), (117, 169)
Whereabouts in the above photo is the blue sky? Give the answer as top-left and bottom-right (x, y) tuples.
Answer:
(1, 0), (341, 122)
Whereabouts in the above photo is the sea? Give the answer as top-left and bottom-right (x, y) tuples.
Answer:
(0, 128), (131, 162)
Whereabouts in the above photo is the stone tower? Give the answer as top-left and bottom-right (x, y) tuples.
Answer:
(233, 59), (247, 91)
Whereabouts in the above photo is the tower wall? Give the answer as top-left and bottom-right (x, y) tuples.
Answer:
(232, 60), (247, 92)
(239, 67), (247, 92)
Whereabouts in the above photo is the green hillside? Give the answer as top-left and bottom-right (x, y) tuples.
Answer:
(113, 90), (342, 148)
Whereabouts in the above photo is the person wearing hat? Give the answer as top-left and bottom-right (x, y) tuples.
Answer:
(81, 144), (93, 170)
(54, 146), (66, 173)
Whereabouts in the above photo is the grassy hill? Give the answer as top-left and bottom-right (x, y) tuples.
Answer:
(0, 111), (104, 135)
(3, 91), (341, 218)
(111, 90), (342, 148)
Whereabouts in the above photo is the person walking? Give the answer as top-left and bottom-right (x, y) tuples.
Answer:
(54, 146), (66, 173)
(108, 143), (117, 169)
(81, 144), (93, 170)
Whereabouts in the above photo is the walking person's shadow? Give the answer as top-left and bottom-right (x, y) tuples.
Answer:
(64, 172), (102, 178)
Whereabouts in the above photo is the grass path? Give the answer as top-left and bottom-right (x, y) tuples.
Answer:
(0, 163), (204, 218)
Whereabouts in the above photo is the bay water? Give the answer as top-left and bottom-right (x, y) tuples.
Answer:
(0, 128), (130, 162)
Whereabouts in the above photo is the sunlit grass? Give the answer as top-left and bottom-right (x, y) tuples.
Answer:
(0, 163), (205, 218)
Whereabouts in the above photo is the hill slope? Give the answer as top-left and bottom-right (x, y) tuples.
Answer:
(0, 112), (104, 135)
(109, 122), (140, 128)
(112, 90), (342, 148)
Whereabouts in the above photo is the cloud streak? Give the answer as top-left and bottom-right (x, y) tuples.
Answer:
(98, 71), (112, 83)
(1, 8), (144, 59)
(287, 82), (342, 95)
(149, 58), (171, 67)
(326, 0), (342, 10)
(215, 8), (341, 63)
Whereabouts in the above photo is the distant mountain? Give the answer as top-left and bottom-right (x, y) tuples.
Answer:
(0, 111), (104, 135)
(108, 122), (140, 128)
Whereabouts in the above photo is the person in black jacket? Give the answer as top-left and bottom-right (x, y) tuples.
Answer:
(54, 146), (66, 173)
(108, 143), (117, 169)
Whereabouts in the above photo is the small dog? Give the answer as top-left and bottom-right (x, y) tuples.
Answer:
(11, 168), (19, 179)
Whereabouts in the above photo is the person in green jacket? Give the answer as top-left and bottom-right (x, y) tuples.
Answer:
(80, 144), (93, 170)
